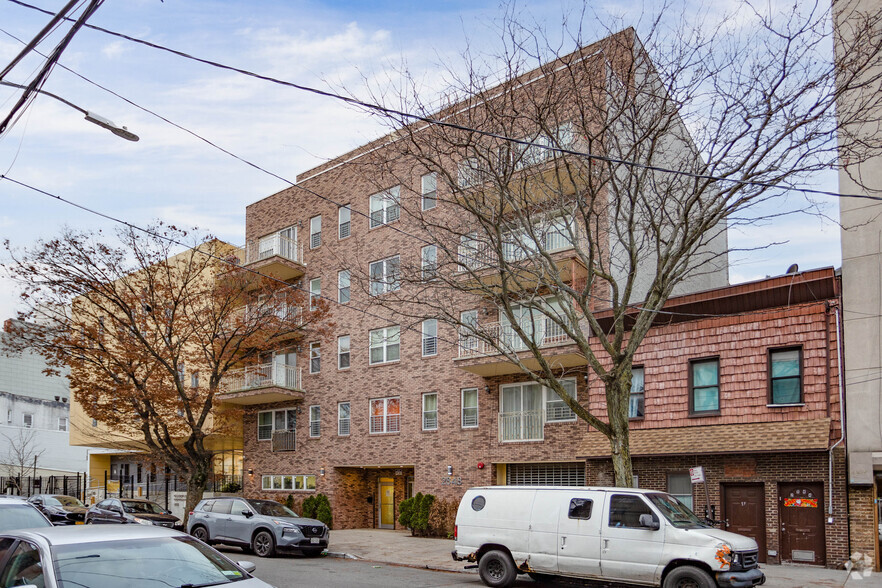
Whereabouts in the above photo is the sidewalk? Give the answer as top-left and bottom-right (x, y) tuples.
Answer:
(326, 528), (873, 587)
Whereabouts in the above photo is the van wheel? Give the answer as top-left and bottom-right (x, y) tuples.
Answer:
(663, 566), (715, 588)
(479, 550), (517, 588)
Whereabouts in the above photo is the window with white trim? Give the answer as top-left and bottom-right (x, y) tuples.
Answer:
(22, 413), (33, 428)
(190, 371), (199, 389)
(422, 392), (438, 430)
(629, 367), (645, 418)
(262, 474), (316, 491)
(667, 472), (693, 510)
(421, 173), (437, 210)
(545, 379), (577, 422)
(421, 245), (437, 280)
(309, 405), (320, 437)
(338, 270), (350, 304)
(257, 408), (296, 441)
(309, 278), (321, 310)
(459, 309), (479, 354)
(370, 187), (400, 228)
(370, 396), (400, 433)
(338, 205), (351, 239)
(422, 319), (437, 357)
(338, 335), (350, 370)
(338, 402), (350, 436)
(369, 256), (400, 295)
(58, 417), (68, 432)
(461, 388), (478, 428)
(309, 342), (321, 374)
(309, 215), (321, 249)
(369, 326), (400, 365)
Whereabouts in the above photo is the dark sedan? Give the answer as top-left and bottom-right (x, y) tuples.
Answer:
(27, 494), (88, 525)
(85, 497), (180, 528)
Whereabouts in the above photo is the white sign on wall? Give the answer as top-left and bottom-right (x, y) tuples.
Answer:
(689, 466), (705, 484)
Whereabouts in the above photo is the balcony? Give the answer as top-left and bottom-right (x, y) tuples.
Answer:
(271, 430), (297, 452)
(498, 410), (544, 442)
(456, 319), (586, 377)
(242, 234), (305, 282)
(216, 363), (304, 405)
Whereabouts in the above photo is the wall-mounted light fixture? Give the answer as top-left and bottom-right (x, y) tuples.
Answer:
(484, 385), (491, 394)
(247, 468), (254, 478)
(320, 467), (326, 476)
(447, 465), (453, 476)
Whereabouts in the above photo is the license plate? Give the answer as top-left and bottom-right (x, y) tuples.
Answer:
(310, 537), (319, 544)
(75, 522), (84, 525)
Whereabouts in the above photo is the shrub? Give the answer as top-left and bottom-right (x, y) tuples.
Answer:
(314, 494), (333, 528)
(398, 495), (416, 532)
(219, 480), (241, 493)
(301, 495), (317, 518)
(413, 493), (435, 536)
(285, 494), (295, 510)
(428, 498), (457, 538)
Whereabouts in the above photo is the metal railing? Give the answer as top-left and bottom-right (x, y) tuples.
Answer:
(272, 430), (296, 452)
(498, 409), (544, 442)
(458, 318), (571, 358)
(246, 234), (302, 265)
(369, 414), (400, 434)
(221, 364), (302, 394)
(457, 226), (577, 271)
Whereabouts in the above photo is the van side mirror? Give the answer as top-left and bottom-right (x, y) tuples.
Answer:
(639, 514), (660, 530)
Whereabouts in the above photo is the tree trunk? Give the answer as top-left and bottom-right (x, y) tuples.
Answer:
(605, 370), (635, 488)
(182, 470), (208, 528)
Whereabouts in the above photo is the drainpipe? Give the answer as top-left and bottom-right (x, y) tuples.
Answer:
(829, 302), (845, 518)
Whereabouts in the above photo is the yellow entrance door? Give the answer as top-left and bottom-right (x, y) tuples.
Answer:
(379, 478), (395, 528)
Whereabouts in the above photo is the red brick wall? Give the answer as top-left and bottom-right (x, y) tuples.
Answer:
(849, 485), (876, 564)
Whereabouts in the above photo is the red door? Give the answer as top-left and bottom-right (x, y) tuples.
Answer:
(779, 482), (826, 566)
(722, 484), (766, 563)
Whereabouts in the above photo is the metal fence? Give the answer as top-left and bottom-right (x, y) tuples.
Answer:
(2, 474), (88, 501)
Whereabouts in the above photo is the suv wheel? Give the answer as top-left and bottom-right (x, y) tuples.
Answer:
(478, 549), (517, 588)
(191, 526), (209, 543)
(252, 530), (275, 558)
(663, 566), (715, 588)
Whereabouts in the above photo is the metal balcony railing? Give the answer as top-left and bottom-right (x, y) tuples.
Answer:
(246, 234), (302, 265)
(458, 319), (571, 358)
(272, 430), (296, 452)
(498, 409), (544, 442)
(221, 364), (302, 394)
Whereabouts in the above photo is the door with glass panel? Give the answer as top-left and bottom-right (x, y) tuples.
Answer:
(500, 383), (543, 441)
(273, 351), (298, 388)
(279, 226), (296, 260)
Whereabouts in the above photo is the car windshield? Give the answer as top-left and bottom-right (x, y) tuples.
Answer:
(52, 535), (248, 588)
(247, 500), (297, 517)
(647, 493), (708, 528)
(122, 501), (166, 514)
(53, 496), (85, 508)
(0, 505), (51, 532)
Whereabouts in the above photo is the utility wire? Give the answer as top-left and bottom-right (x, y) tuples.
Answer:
(6, 0), (882, 203)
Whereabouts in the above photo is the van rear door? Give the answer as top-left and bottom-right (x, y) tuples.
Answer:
(556, 490), (602, 578)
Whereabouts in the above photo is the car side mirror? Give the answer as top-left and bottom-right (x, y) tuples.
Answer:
(32, 499), (42, 505)
(242, 510), (253, 518)
(237, 561), (257, 574)
(639, 514), (660, 530)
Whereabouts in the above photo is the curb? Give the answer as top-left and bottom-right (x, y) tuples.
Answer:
(324, 551), (361, 560)
(324, 552), (474, 574)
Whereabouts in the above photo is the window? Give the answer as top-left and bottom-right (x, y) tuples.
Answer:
(257, 408), (296, 441)
(309, 405), (320, 437)
(499, 379), (577, 442)
(22, 413), (33, 428)
(258, 226), (297, 261)
(57, 417), (68, 432)
(568, 498), (593, 519)
(629, 367), (645, 419)
(770, 348), (802, 404)
(309, 216), (321, 249)
(457, 157), (483, 188)
(545, 379), (577, 422)
(370, 397), (400, 433)
(5, 409), (10, 424)
(338, 336), (351, 369)
(261, 475), (316, 491)
(459, 309), (479, 354)
(309, 342), (321, 374)
(422, 392), (438, 430)
(309, 278), (321, 310)
(421, 245), (437, 280)
(667, 472), (693, 510)
(190, 371), (199, 389)
(1, 540), (44, 587)
(369, 256), (400, 295)
(608, 494), (656, 529)
(338, 270), (350, 304)
(338, 205), (351, 239)
(369, 186), (400, 228)
(422, 319), (438, 357)
(421, 173), (437, 210)
(461, 388), (478, 428)
(338, 402), (350, 436)
(690, 358), (720, 414)
(370, 326), (400, 365)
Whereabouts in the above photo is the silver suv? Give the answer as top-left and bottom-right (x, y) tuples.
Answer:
(188, 497), (329, 558)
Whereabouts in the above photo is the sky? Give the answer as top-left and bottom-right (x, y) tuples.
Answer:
(0, 0), (843, 321)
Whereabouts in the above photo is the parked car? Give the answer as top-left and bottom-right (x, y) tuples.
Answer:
(27, 494), (88, 525)
(452, 486), (765, 588)
(85, 497), (180, 527)
(0, 496), (52, 533)
(0, 523), (275, 588)
(188, 497), (329, 557)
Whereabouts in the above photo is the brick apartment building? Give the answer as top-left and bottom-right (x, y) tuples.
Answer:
(224, 29), (846, 567)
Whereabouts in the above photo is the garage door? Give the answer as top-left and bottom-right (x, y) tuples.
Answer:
(506, 462), (585, 485)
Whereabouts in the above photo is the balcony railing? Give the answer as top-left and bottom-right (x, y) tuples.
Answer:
(458, 319), (571, 358)
(272, 430), (296, 452)
(498, 409), (544, 442)
(457, 225), (577, 272)
(223, 304), (302, 332)
(221, 363), (301, 394)
(246, 234), (303, 265)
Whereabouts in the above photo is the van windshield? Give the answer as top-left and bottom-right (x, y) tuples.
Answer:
(646, 493), (708, 528)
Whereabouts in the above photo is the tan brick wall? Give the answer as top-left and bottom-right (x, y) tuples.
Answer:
(849, 484), (876, 563)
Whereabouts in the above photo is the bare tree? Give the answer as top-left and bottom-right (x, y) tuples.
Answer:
(1, 428), (45, 493)
(343, 3), (882, 486)
(4, 224), (330, 519)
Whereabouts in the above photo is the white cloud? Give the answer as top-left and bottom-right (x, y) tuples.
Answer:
(101, 40), (129, 60)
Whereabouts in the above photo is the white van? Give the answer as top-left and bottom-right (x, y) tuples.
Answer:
(452, 486), (765, 588)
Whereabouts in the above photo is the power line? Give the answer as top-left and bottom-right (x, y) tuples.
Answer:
(6, 0), (882, 203)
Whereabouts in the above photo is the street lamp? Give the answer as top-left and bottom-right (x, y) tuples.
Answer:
(0, 80), (139, 141)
